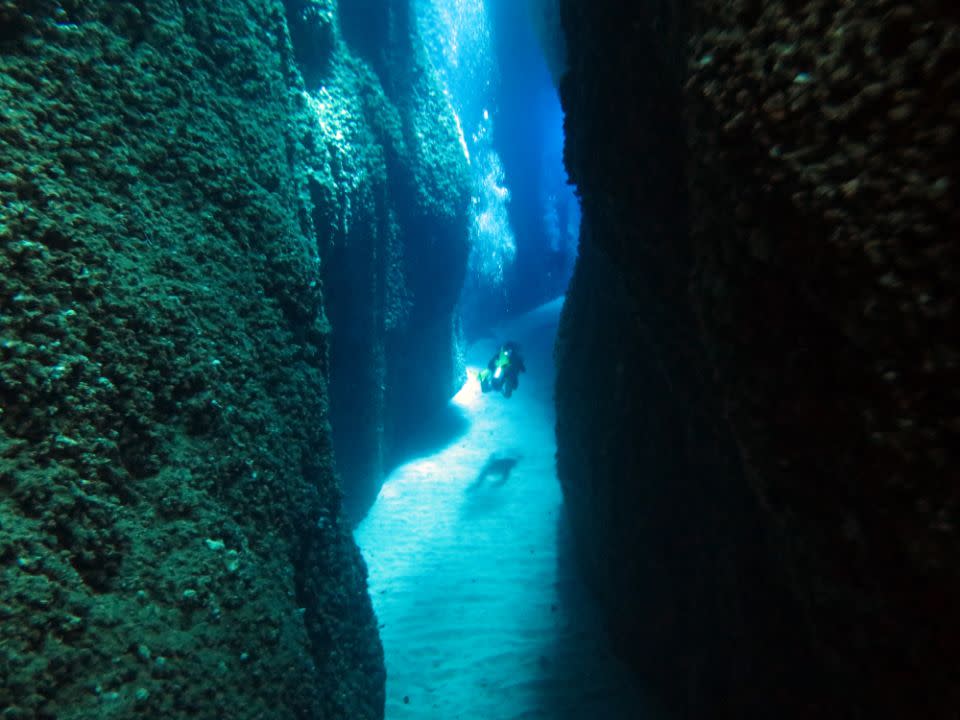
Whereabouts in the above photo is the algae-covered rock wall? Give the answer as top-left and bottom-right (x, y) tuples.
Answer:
(286, 0), (471, 522)
(0, 1), (384, 717)
(555, 0), (959, 717)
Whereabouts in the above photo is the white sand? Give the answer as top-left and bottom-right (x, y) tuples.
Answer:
(355, 298), (657, 719)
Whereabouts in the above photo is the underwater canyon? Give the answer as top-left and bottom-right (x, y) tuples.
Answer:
(1, 0), (957, 719)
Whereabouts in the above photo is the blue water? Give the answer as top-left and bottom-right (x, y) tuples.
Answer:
(416, 0), (577, 336)
(348, 5), (651, 716)
(356, 299), (655, 719)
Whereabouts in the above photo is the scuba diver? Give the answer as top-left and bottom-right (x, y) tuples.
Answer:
(478, 342), (526, 398)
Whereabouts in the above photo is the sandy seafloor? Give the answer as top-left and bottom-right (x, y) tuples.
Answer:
(355, 298), (659, 719)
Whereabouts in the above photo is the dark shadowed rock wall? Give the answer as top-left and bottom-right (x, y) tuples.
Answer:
(286, 0), (471, 522)
(555, 0), (959, 717)
(0, 1), (385, 718)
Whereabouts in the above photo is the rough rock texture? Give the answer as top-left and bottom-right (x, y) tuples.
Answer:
(555, 0), (959, 717)
(0, 1), (383, 718)
(286, 0), (471, 522)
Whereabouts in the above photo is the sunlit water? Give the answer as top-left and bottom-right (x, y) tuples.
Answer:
(355, 298), (654, 719)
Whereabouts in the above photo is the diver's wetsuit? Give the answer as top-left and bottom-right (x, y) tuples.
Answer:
(479, 343), (525, 397)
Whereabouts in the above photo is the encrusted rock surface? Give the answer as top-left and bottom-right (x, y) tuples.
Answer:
(0, 1), (384, 717)
(556, 0), (958, 717)
(685, 1), (960, 713)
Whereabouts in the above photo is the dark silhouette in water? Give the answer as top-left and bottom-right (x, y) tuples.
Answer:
(471, 453), (521, 488)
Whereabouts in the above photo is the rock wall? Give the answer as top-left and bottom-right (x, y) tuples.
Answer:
(286, 0), (471, 522)
(0, 1), (384, 718)
(555, 0), (959, 717)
